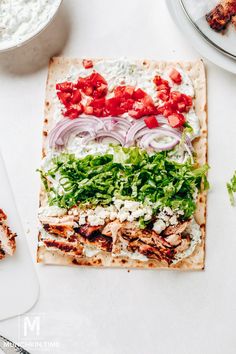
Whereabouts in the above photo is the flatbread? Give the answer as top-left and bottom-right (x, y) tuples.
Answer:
(37, 58), (207, 270)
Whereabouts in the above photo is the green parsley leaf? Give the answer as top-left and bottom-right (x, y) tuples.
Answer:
(227, 171), (236, 206)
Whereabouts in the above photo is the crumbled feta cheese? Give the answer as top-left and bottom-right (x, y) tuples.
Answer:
(132, 209), (145, 218)
(38, 206), (67, 217)
(163, 207), (173, 216)
(113, 199), (124, 210)
(79, 215), (86, 226)
(110, 212), (118, 220)
(73, 199), (156, 226)
(123, 200), (140, 211)
(117, 210), (130, 222)
(87, 215), (104, 226)
(153, 219), (166, 234)
(158, 212), (169, 222)
(169, 215), (178, 225)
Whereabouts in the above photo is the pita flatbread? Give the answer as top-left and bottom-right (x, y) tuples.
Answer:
(37, 58), (207, 270)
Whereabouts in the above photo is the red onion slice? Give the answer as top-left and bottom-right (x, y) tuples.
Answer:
(139, 132), (179, 151)
(83, 131), (125, 146)
(49, 118), (104, 149)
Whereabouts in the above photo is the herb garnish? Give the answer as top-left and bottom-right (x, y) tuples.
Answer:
(227, 171), (236, 206)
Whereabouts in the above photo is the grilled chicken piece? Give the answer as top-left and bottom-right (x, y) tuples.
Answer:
(39, 215), (75, 225)
(76, 225), (101, 238)
(43, 224), (74, 238)
(87, 234), (112, 252)
(0, 210), (16, 259)
(102, 220), (122, 237)
(118, 222), (139, 241)
(138, 243), (175, 264)
(43, 239), (83, 256)
(175, 236), (191, 253)
(151, 233), (173, 249)
(206, 0), (236, 32)
(0, 209), (7, 220)
(164, 234), (182, 247)
(162, 221), (189, 236)
(0, 248), (5, 260)
(75, 224), (112, 252)
(40, 215), (76, 238)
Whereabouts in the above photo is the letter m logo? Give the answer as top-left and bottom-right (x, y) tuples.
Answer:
(23, 316), (40, 337)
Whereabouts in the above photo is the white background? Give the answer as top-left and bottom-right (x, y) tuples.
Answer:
(0, 0), (236, 353)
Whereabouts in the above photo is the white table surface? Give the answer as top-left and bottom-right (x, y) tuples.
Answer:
(0, 1), (236, 353)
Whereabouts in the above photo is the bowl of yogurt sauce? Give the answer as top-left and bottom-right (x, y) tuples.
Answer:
(0, 0), (62, 52)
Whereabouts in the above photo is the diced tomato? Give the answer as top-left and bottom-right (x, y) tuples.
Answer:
(106, 97), (124, 116)
(123, 86), (135, 98)
(77, 72), (108, 98)
(153, 76), (170, 90)
(177, 102), (187, 112)
(167, 112), (186, 128)
(93, 83), (108, 98)
(91, 98), (106, 108)
(157, 91), (170, 102)
(157, 84), (170, 92)
(90, 72), (107, 85)
(128, 109), (144, 119)
(169, 68), (182, 84)
(120, 98), (134, 111)
(82, 59), (93, 69)
(56, 82), (74, 93)
(157, 103), (174, 118)
(170, 91), (192, 113)
(57, 92), (72, 105)
(133, 88), (146, 100)
(144, 115), (159, 129)
(114, 86), (124, 98)
(64, 107), (80, 119)
(77, 77), (87, 89)
(114, 85), (135, 99)
(71, 90), (82, 104)
(185, 95), (193, 107)
(84, 106), (94, 115)
(153, 76), (164, 86)
(88, 98), (107, 117)
(142, 94), (154, 106)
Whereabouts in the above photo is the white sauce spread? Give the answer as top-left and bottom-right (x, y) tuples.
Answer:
(0, 0), (61, 50)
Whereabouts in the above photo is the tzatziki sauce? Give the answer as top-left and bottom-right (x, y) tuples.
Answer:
(0, 0), (61, 50)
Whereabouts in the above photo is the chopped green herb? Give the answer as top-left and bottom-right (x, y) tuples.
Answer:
(227, 171), (236, 206)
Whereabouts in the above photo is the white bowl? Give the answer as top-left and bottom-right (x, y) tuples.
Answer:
(0, 0), (63, 53)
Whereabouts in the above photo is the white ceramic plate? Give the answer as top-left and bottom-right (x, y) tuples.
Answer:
(0, 152), (39, 321)
(166, 0), (236, 73)
(0, 0), (62, 53)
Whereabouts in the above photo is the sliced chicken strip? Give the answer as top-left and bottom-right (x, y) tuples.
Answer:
(164, 234), (182, 247)
(43, 224), (74, 238)
(0, 222), (16, 256)
(162, 221), (189, 236)
(175, 237), (191, 253)
(0, 209), (7, 221)
(39, 215), (75, 226)
(43, 239), (83, 256)
(0, 247), (5, 260)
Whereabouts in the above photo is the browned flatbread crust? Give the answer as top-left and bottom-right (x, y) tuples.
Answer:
(37, 58), (207, 270)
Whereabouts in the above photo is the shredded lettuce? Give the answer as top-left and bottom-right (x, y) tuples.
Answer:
(39, 146), (209, 219)
(227, 171), (236, 206)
